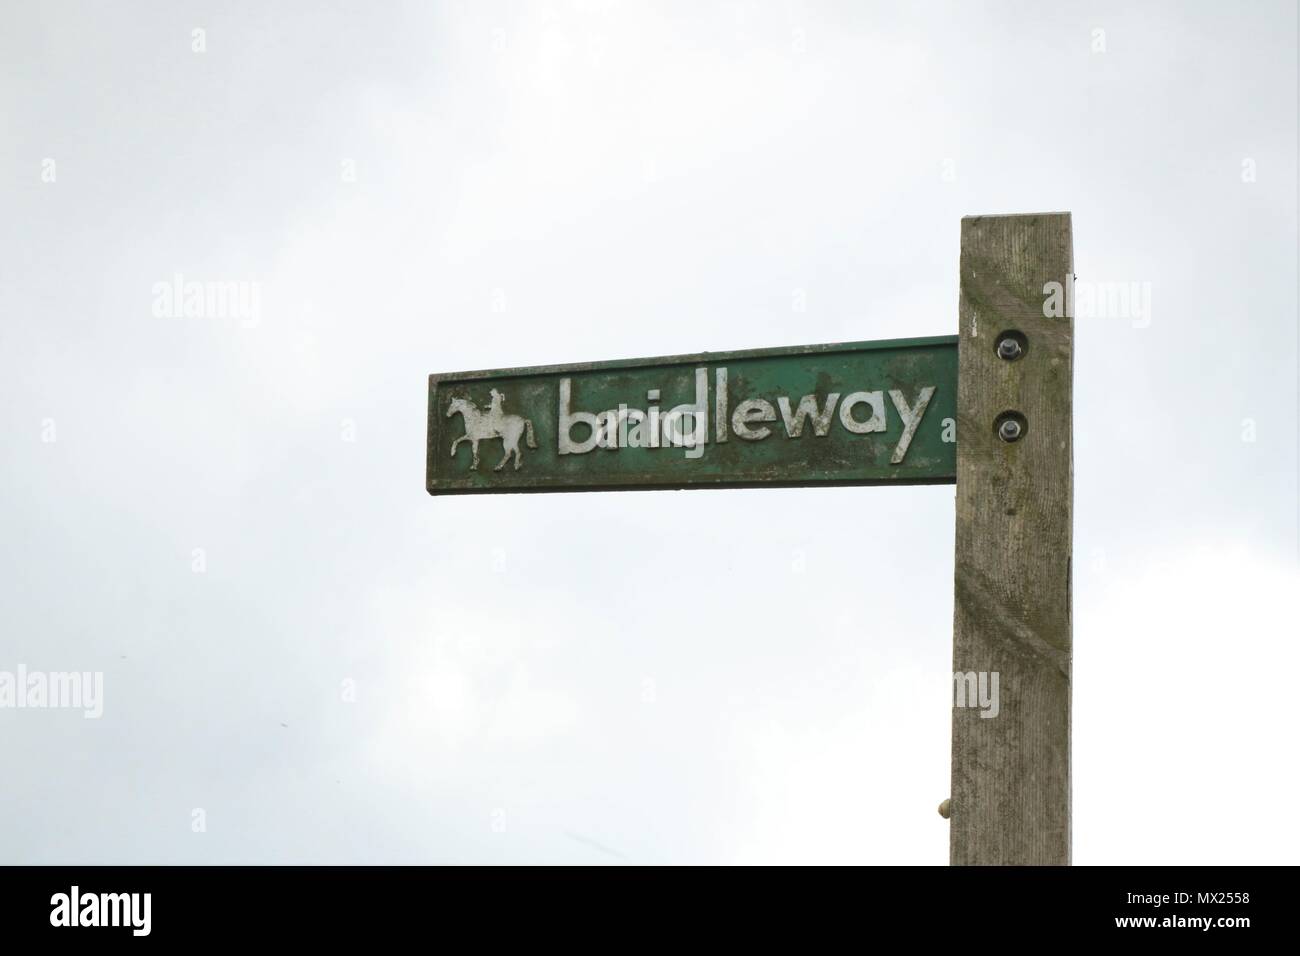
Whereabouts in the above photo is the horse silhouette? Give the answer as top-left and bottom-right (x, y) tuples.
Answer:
(446, 388), (537, 471)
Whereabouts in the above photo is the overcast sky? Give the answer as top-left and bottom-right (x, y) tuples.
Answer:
(2, 0), (1296, 864)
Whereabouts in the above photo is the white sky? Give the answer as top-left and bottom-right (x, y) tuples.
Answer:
(2, 0), (1296, 864)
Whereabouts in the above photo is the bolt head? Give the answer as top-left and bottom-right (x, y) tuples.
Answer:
(997, 337), (1024, 360)
(998, 419), (1023, 442)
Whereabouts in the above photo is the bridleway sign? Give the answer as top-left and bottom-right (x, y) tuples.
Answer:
(426, 212), (1074, 867)
(427, 336), (957, 494)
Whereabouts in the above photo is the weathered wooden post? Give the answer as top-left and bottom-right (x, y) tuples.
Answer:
(949, 212), (1074, 865)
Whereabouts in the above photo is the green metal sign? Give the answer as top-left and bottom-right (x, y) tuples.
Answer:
(426, 335), (957, 495)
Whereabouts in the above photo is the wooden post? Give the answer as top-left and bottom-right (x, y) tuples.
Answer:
(950, 212), (1074, 865)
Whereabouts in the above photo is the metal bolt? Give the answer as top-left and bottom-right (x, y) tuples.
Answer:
(997, 336), (1024, 360)
(998, 418), (1023, 442)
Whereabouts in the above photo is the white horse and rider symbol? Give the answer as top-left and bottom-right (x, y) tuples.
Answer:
(446, 388), (537, 471)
